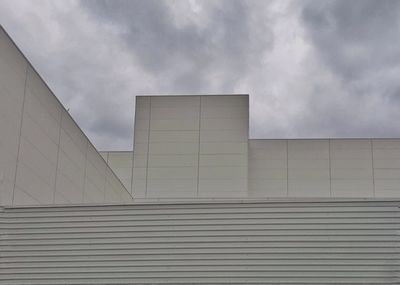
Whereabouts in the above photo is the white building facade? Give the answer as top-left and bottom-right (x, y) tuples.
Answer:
(114, 94), (400, 201)
(1, 25), (399, 284)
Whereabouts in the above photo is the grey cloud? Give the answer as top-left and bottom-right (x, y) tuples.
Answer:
(82, 0), (274, 93)
(2, 0), (400, 150)
(288, 0), (400, 138)
(302, 0), (400, 81)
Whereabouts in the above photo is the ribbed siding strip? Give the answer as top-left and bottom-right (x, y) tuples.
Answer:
(1, 201), (399, 284)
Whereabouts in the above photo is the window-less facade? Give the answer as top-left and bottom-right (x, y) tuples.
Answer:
(1, 25), (399, 284)
(123, 94), (400, 201)
(0, 27), (132, 207)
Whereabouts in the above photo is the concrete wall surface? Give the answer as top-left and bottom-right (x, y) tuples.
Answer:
(128, 95), (400, 200)
(100, 151), (133, 193)
(0, 26), (132, 206)
(132, 95), (248, 200)
(108, 138), (400, 200)
(249, 139), (400, 198)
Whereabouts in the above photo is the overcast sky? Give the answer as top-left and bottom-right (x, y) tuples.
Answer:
(1, 0), (400, 150)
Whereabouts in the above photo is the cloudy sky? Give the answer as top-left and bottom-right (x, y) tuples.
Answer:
(1, 0), (400, 150)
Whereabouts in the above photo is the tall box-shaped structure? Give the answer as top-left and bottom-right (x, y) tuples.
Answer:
(132, 95), (248, 199)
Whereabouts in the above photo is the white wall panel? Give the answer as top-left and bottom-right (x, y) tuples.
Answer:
(55, 172), (83, 204)
(248, 139), (400, 199)
(0, 26), (132, 206)
(132, 96), (200, 199)
(57, 151), (85, 197)
(20, 111), (58, 165)
(150, 118), (199, 131)
(331, 168), (373, 179)
(0, 28), (26, 88)
(25, 66), (62, 123)
(250, 158), (287, 169)
(132, 97), (150, 198)
(200, 118), (247, 131)
(0, 26), (27, 205)
(104, 168), (121, 203)
(147, 179), (197, 198)
(85, 147), (107, 203)
(200, 129), (247, 142)
(248, 140), (287, 198)
(199, 154), (246, 167)
(331, 180), (374, 198)
(23, 89), (60, 144)
(106, 152), (133, 192)
(83, 180), (104, 203)
(149, 131), (198, 142)
(14, 93), (58, 204)
(373, 139), (400, 197)
(147, 167), (197, 180)
(17, 138), (56, 191)
(14, 163), (53, 204)
(199, 166), (247, 179)
(249, 179), (287, 196)
(11, 186), (40, 206)
(374, 180), (400, 197)
(198, 95), (248, 198)
(149, 142), (198, 154)
(148, 154), (197, 167)
(0, 136), (19, 205)
(198, 179), (248, 198)
(132, 95), (249, 200)
(288, 140), (330, 198)
(200, 142), (247, 154)
(331, 139), (373, 198)
(148, 96), (200, 198)
(250, 168), (287, 180)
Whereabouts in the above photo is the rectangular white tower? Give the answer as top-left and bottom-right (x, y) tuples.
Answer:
(132, 95), (249, 200)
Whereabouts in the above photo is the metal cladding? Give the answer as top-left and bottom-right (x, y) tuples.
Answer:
(1, 200), (399, 284)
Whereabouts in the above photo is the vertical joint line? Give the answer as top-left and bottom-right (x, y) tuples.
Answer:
(130, 148), (134, 196)
(102, 152), (109, 202)
(12, 63), (29, 205)
(81, 140), (89, 202)
(130, 133), (135, 197)
(196, 96), (202, 197)
(286, 140), (289, 197)
(145, 97), (152, 198)
(53, 112), (63, 203)
(371, 139), (376, 197)
(329, 139), (332, 197)
(130, 98), (137, 197)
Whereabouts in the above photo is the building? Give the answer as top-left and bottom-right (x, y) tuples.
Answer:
(1, 25), (399, 284)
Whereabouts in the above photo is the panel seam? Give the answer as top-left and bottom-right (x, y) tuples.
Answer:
(286, 140), (289, 197)
(145, 97), (152, 198)
(11, 63), (29, 205)
(130, 98), (137, 197)
(102, 152), (108, 202)
(52, 112), (63, 203)
(196, 96), (202, 197)
(371, 139), (376, 198)
(81, 140), (89, 202)
(329, 139), (332, 197)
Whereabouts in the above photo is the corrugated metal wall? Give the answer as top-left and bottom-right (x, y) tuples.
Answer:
(1, 200), (399, 284)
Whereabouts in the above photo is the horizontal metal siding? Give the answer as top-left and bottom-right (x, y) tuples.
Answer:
(1, 201), (399, 284)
